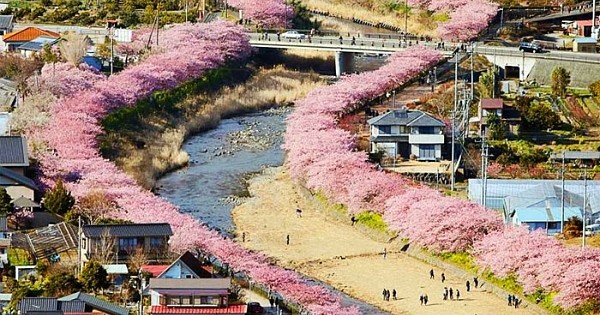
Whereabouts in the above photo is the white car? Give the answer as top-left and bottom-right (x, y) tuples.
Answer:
(281, 31), (306, 39)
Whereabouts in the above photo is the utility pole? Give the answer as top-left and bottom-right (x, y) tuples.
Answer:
(593, 0), (597, 38)
(470, 43), (475, 101)
(480, 131), (487, 207)
(77, 216), (82, 276)
(404, 0), (408, 36)
(451, 51), (458, 191)
(583, 167), (588, 248)
(109, 27), (114, 75)
(561, 151), (566, 233)
(185, 0), (188, 22)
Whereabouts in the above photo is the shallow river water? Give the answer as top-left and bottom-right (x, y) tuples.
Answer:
(156, 106), (390, 314)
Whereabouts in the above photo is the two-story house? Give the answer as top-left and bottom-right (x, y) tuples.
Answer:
(477, 98), (520, 136)
(368, 109), (445, 161)
(79, 223), (172, 265)
(147, 251), (246, 315)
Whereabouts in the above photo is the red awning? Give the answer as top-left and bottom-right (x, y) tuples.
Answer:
(150, 305), (247, 314)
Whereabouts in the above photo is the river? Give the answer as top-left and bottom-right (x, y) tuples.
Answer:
(155, 106), (390, 314)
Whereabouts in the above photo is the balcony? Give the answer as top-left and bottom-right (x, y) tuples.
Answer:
(408, 134), (444, 144)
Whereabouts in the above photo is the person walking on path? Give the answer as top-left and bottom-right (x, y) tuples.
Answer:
(429, 269), (434, 279)
(383, 248), (387, 259)
(286, 234), (290, 245)
(508, 294), (512, 306)
(443, 287), (447, 300)
(242, 232), (246, 242)
(392, 289), (397, 300)
(441, 273), (446, 283)
(423, 294), (428, 305)
(474, 276), (479, 288)
(449, 288), (454, 300)
(269, 297), (274, 308)
(382, 289), (387, 301)
(456, 289), (460, 300)
(296, 208), (302, 218)
(466, 280), (470, 292)
(419, 294), (424, 305)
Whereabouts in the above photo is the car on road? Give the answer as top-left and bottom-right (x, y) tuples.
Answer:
(519, 42), (543, 53)
(280, 30), (306, 39)
(247, 302), (264, 314)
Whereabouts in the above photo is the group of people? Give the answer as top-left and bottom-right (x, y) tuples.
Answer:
(442, 287), (460, 300)
(508, 294), (522, 308)
(419, 293), (429, 305)
(382, 288), (397, 301)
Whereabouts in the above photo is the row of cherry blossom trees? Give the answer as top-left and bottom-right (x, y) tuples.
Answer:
(24, 21), (359, 315)
(226, 0), (293, 28)
(283, 45), (600, 309)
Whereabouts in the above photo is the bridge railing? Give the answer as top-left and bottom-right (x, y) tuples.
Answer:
(475, 46), (600, 64)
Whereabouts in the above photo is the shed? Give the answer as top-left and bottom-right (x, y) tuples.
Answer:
(573, 37), (597, 53)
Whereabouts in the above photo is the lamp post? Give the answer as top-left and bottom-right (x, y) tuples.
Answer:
(583, 166), (588, 248)
(404, 0), (408, 36)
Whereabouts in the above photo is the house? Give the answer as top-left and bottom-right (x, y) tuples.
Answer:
(476, 98), (520, 136)
(2, 27), (60, 52)
(80, 223), (172, 264)
(0, 15), (14, 36)
(469, 179), (600, 233)
(149, 278), (246, 315)
(18, 292), (128, 315)
(567, 20), (595, 37)
(0, 136), (38, 202)
(367, 109), (445, 161)
(155, 251), (213, 279)
(573, 37), (597, 53)
(17, 35), (61, 58)
(102, 264), (129, 291)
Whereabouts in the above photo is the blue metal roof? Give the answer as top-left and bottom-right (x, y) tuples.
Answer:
(515, 207), (582, 223)
(82, 56), (103, 72)
(574, 37), (598, 44)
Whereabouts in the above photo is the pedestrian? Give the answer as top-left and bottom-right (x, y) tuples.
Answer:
(382, 289), (387, 301)
(508, 294), (512, 306)
(449, 288), (454, 300)
(514, 297), (519, 309)
(443, 287), (447, 300)
(423, 294), (428, 305)
(269, 297), (274, 308)
(351, 36), (356, 45)
(277, 32), (281, 41)
(339, 35), (343, 44)
(386, 289), (390, 301)
(456, 289), (460, 300)
(419, 294), (424, 305)
(296, 208), (302, 218)
(441, 273), (446, 283)
(392, 289), (397, 300)
(429, 269), (434, 279)
(466, 280), (470, 292)
(286, 234), (290, 245)
(383, 248), (387, 259)
(474, 277), (479, 288)
(242, 232), (246, 242)
(351, 215), (357, 226)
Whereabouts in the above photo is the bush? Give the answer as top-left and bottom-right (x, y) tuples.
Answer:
(356, 211), (388, 232)
(43, 179), (75, 215)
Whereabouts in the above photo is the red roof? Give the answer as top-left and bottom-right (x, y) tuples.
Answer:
(150, 305), (247, 315)
(480, 98), (504, 109)
(3, 27), (60, 42)
(142, 265), (169, 277)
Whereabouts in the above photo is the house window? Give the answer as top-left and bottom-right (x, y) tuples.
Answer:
(398, 126), (406, 134)
(118, 238), (138, 254)
(201, 296), (209, 304)
(379, 126), (391, 134)
(149, 237), (163, 249)
(181, 296), (191, 305)
(193, 296), (201, 305)
(159, 295), (167, 306)
(419, 144), (436, 160)
(81, 238), (86, 249)
(419, 126), (435, 134)
(184, 274), (194, 279)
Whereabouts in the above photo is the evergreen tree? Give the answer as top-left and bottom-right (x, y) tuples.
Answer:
(43, 179), (75, 215)
(551, 66), (570, 98)
(79, 260), (110, 293)
(0, 188), (13, 216)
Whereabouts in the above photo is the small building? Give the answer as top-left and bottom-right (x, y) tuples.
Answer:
(17, 35), (61, 58)
(573, 37), (597, 53)
(2, 27), (60, 52)
(0, 79), (17, 109)
(80, 223), (173, 264)
(102, 264), (129, 290)
(0, 15), (14, 36)
(474, 98), (520, 136)
(512, 206), (582, 234)
(0, 136), (38, 202)
(567, 20), (595, 37)
(19, 292), (128, 315)
(156, 251), (213, 279)
(368, 109), (445, 161)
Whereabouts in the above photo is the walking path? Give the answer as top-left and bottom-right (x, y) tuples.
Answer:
(232, 167), (538, 315)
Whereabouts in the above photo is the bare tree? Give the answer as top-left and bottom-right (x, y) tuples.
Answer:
(74, 191), (118, 224)
(59, 32), (89, 66)
(128, 247), (148, 274)
(96, 227), (116, 264)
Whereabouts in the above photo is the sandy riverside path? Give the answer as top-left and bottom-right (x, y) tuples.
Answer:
(232, 167), (537, 315)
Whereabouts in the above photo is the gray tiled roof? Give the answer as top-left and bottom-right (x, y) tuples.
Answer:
(0, 15), (13, 30)
(367, 109), (444, 127)
(57, 300), (85, 313)
(550, 151), (600, 160)
(0, 136), (28, 166)
(0, 166), (39, 191)
(59, 292), (128, 315)
(0, 216), (7, 232)
(82, 223), (173, 238)
(18, 297), (58, 314)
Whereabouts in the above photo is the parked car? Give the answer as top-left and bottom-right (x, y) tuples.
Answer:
(247, 302), (264, 314)
(585, 223), (600, 236)
(280, 31), (306, 39)
(519, 42), (543, 53)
